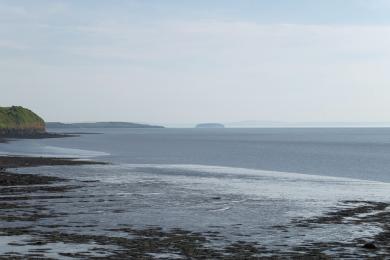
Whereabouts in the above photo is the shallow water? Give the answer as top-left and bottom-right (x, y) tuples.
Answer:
(2, 128), (390, 257)
(4, 127), (390, 181)
(8, 163), (390, 253)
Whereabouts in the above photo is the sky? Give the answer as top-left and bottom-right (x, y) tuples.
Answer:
(1, 0), (390, 124)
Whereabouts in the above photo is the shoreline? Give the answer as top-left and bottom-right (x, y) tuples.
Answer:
(0, 155), (389, 257)
(0, 156), (106, 186)
(0, 155), (106, 170)
(0, 132), (78, 140)
(0, 126), (389, 258)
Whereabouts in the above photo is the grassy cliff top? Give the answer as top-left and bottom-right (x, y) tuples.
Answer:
(0, 106), (45, 129)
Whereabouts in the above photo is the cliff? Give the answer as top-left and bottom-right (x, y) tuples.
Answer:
(0, 106), (46, 137)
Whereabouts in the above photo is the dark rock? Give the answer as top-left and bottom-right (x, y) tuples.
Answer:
(363, 242), (377, 250)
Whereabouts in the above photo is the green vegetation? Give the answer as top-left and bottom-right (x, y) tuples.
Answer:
(0, 106), (45, 136)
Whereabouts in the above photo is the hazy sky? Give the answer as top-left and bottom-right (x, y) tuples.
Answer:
(1, 0), (390, 124)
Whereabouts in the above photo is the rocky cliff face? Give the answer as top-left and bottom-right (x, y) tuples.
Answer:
(0, 106), (46, 137)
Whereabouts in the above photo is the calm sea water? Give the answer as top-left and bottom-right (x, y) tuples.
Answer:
(3, 127), (390, 181)
(2, 128), (390, 256)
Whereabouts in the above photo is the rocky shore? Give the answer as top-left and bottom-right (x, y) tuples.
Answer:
(0, 156), (103, 170)
(0, 132), (80, 140)
(0, 156), (106, 190)
(0, 155), (390, 258)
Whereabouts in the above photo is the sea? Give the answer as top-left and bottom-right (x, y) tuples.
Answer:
(2, 127), (390, 257)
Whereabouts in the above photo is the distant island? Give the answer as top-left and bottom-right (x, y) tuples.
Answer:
(196, 123), (225, 128)
(46, 122), (164, 129)
(0, 106), (46, 137)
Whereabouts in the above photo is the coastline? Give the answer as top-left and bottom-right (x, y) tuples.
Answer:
(0, 155), (105, 169)
(0, 156), (106, 186)
(0, 155), (389, 258)
(0, 132), (78, 139)
(0, 133), (390, 258)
